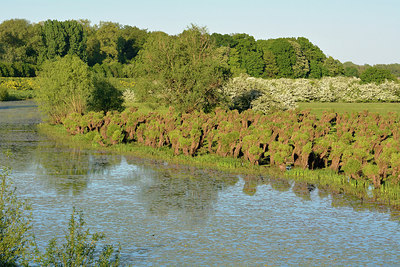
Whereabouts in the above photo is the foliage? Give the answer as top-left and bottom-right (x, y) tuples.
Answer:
(88, 76), (124, 113)
(36, 55), (124, 123)
(0, 164), (33, 266)
(36, 208), (120, 266)
(0, 19), (40, 65)
(0, 62), (36, 77)
(223, 76), (400, 107)
(39, 20), (87, 63)
(222, 74), (297, 112)
(344, 66), (359, 77)
(0, 86), (9, 101)
(374, 63), (400, 77)
(36, 55), (94, 123)
(135, 25), (230, 113)
(0, 77), (39, 90)
(59, 104), (400, 190)
(360, 66), (397, 84)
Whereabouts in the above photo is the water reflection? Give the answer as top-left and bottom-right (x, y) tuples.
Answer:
(3, 101), (400, 265)
(137, 165), (237, 221)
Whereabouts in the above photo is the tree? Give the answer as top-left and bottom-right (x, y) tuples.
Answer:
(88, 76), (124, 112)
(231, 33), (264, 77)
(261, 49), (279, 78)
(0, 19), (40, 64)
(119, 25), (148, 63)
(37, 55), (123, 123)
(288, 39), (309, 78)
(95, 22), (122, 63)
(39, 20), (87, 63)
(322, 56), (344, 77)
(37, 55), (93, 123)
(211, 33), (238, 48)
(265, 38), (297, 78)
(135, 25), (230, 113)
(344, 66), (359, 77)
(360, 66), (397, 84)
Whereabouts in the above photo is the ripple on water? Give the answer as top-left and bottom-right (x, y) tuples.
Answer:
(1, 101), (400, 266)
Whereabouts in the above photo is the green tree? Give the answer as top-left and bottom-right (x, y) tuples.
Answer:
(360, 66), (397, 84)
(95, 22), (122, 63)
(37, 55), (123, 123)
(37, 55), (93, 123)
(296, 37), (326, 62)
(231, 33), (264, 77)
(211, 33), (238, 48)
(39, 20), (87, 63)
(88, 76), (124, 112)
(135, 25), (230, 113)
(119, 25), (148, 63)
(0, 19), (40, 65)
(322, 56), (344, 76)
(344, 66), (359, 77)
(39, 20), (87, 62)
(288, 39), (309, 78)
(266, 38), (296, 78)
(261, 49), (279, 78)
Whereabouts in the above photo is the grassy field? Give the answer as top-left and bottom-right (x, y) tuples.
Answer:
(297, 102), (400, 117)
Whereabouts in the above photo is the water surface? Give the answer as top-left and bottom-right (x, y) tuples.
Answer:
(1, 101), (400, 266)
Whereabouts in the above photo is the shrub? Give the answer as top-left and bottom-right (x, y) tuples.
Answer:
(0, 165), (33, 266)
(36, 208), (120, 266)
(36, 55), (94, 123)
(0, 87), (9, 101)
(222, 75), (400, 109)
(37, 56), (124, 124)
(88, 76), (124, 113)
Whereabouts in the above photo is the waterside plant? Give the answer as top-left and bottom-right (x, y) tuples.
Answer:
(44, 106), (400, 207)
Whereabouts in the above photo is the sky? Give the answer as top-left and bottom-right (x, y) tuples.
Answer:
(1, 0), (399, 65)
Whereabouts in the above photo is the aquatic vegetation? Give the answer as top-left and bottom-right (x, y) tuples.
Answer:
(55, 105), (400, 200)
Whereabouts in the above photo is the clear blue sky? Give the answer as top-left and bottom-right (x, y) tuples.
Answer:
(2, 0), (399, 65)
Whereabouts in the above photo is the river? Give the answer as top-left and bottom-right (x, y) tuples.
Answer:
(1, 100), (400, 266)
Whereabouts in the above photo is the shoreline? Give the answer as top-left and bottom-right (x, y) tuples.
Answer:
(37, 123), (400, 210)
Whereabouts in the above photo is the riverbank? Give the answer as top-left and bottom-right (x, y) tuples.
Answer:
(38, 122), (400, 209)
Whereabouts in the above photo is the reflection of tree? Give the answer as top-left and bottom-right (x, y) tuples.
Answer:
(137, 164), (238, 223)
(269, 177), (291, 192)
(292, 181), (315, 201)
(34, 143), (122, 196)
(34, 144), (90, 195)
(242, 175), (266, 196)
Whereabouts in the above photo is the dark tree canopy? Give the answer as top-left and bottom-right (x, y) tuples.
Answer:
(360, 66), (397, 84)
(39, 20), (87, 62)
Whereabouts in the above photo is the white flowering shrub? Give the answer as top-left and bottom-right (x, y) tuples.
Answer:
(222, 76), (400, 113)
(122, 89), (136, 103)
(222, 74), (297, 112)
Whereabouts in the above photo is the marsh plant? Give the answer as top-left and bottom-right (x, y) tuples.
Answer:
(0, 165), (33, 266)
(0, 161), (120, 266)
(35, 209), (120, 267)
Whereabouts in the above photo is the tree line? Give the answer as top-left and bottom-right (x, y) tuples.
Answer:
(1, 18), (397, 79)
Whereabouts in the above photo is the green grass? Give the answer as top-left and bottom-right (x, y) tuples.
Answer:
(297, 102), (400, 117)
